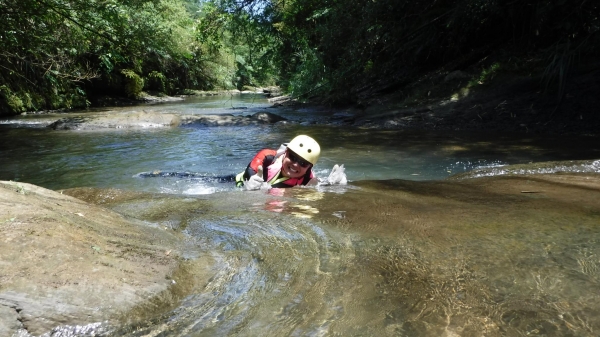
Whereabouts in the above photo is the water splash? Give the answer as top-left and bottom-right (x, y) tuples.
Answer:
(451, 159), (600, 179)
(446, 159), (508, 174)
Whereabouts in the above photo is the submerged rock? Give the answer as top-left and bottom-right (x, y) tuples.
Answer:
(47, 116), (91, 130)
(249, 111), (287, 123)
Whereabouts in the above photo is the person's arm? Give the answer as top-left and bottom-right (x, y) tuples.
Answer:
(244, 149), (277, 180)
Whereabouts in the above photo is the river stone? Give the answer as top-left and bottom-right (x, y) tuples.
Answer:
(180, 112), (286, 127)
(47, 116), (91, 130)
(249, 111), (287, 123)
(0, 181), (183, 336)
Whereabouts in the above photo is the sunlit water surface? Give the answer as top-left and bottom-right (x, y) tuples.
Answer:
(2, 95), (600, 336)
(2, 94), (600, 193)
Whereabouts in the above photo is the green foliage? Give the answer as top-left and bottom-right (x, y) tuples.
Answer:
(0, 0), (232, 115)
(0, 86), (24, 114)
(196, 1), (226, 54)
(542, 40), (577, 98)
(287, 47), (330, 101)
(234, 55), (252, 89)
(121, 70), (144, 98)
(208, 0), (600, 104)
(3, 0), (596, 115)
(146, 71), (167, 92)
(469, 63), (501, 87)
(196, 0), (280, 90)
(0, 86), (50, 114)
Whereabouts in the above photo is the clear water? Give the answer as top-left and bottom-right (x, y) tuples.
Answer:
(3, 95), (600, 337)
(66, 179), (600, 337)
(2, 94), (600, 194)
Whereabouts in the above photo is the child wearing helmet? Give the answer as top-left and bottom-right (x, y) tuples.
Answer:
(236, 135), (320, 189)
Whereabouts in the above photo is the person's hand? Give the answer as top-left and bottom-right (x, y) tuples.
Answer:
(327, 164), (347, 185)
(245, 166), (270, 190)
(318, 164), (347, 186)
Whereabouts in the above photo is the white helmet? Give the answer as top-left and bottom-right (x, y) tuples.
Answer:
(287, 135), (320, 165)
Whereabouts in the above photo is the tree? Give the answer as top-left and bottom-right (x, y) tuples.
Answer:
(0, 0), (224, 114)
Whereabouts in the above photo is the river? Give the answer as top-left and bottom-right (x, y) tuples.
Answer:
(2, 94), (600, 336)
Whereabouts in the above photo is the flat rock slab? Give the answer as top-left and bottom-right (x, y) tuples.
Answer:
(0, 181), (184, 336)
(48, 111), (183, 130)
(47, 111), (287, 130)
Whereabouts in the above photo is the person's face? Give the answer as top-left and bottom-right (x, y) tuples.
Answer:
(281, 150), (311, 178)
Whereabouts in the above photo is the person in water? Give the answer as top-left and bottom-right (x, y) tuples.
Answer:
(236, 135), (320, 189)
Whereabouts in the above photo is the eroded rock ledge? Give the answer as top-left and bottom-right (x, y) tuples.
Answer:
(0, 181), (189, 336)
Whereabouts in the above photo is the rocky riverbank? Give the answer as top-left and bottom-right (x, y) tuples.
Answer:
(267, 65), (600, 137)
(340, 69), (600, 136)
(5, 73), (598, 136)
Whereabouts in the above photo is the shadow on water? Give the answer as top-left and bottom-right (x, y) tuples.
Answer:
(63, 171), (600, 336)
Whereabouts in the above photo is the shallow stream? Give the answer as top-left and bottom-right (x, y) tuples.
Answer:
(2, 94), (600, 336)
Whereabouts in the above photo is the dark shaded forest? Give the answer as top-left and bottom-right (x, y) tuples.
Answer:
(1, 0), (599, 132)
